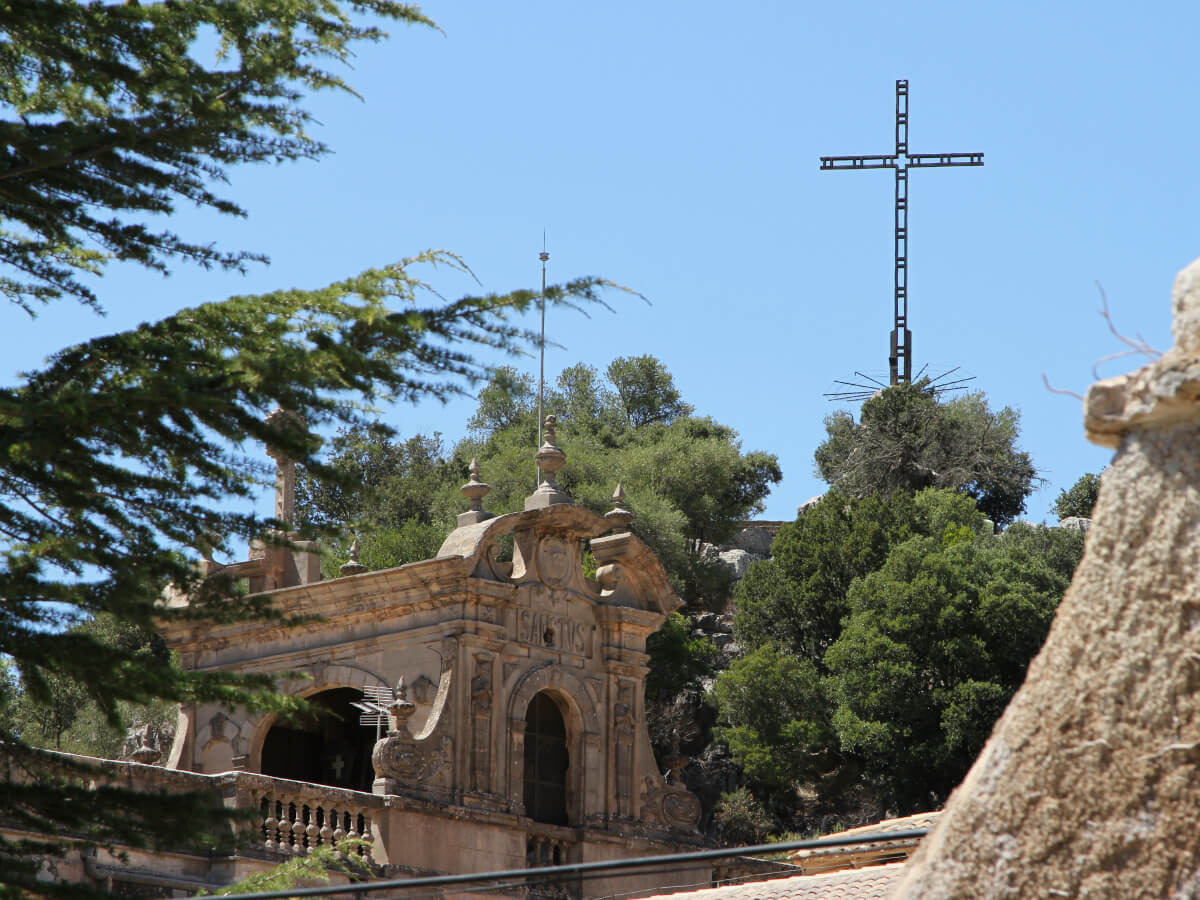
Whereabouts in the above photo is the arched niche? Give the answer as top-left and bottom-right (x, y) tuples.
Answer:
(506, 665), (600, 823)
(250, 665), (389, 793)
(523, 692), (569, 825)
(259, 688), (375, 792)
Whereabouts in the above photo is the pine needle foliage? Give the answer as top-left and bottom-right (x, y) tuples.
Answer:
(0, 254), (616, 893)
(0, 0), (434, 312)
(0, 3), (623, 893)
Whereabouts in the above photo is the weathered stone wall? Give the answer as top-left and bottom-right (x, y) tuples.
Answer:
(895, 258), (1200, 898)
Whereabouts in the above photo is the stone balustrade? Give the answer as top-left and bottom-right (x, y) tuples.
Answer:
(526, 830), (573, 868)
(253, 785), (375, 858)
(525, 824), (581, 900)
(12, 749), (384, 862)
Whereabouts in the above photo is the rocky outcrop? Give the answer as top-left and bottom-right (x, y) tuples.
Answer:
(896, 257), (1200, 898)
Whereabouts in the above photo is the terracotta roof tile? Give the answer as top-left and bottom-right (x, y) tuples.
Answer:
(638, 862), (906, 900)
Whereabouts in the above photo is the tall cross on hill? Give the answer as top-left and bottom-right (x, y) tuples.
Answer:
(820, 80), (983, 386)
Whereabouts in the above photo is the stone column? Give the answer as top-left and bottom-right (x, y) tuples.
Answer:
(896, 257), (1200, 898)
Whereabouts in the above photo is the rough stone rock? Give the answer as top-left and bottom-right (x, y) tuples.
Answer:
(711, 633), (735, 650)
(725, 526), (774, 558)
(797, 494), (825, 516)
(696, 612), (720, 633)
(896, 257), (1200, 899)
(1057, 515), (1091, 533)
(718, 548), (754, 580)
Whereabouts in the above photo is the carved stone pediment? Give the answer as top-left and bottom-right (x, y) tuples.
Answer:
(436, 503), (679, 619)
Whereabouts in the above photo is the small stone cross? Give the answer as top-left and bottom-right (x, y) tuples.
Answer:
(331, 754), (346, 780)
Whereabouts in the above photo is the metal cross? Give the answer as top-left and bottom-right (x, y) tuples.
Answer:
(820, 80), (983, 385)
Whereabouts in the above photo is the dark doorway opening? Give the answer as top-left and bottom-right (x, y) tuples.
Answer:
(260, 688), (374, 792)
(523, 692), (569, 825)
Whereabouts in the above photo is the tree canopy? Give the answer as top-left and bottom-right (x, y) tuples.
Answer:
(0, 5), (619, 892)
(814, 382), (1039, 527)
(294, 357), (782, 610)
(713, 488), (1084, 821)
(1052, 471), (1102, 520)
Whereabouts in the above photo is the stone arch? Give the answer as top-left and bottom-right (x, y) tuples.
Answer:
(505, 664), (601, 823)
(506, 663), (601, 733)
(247, 663), (388, 777)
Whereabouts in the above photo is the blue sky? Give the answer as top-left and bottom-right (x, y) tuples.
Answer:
(8, 0), (1198, 523)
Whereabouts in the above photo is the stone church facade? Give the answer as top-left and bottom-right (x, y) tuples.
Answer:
(56, 417), (707, 896)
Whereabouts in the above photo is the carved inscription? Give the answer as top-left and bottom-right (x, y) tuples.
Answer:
(512, 609), (593, 656)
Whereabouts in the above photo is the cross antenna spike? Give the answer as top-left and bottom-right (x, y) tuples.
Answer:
(820, 80), (984, 386)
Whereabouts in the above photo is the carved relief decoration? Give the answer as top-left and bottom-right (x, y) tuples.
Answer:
(470, 653), (493, 793)
(372, 678), (453, 791)
(613, 680), (636, 817)
(409, 674), (438, 705)
(537, 535), (572, 587)
(373, 734), (452, 785)
(639, 776), (701, 832)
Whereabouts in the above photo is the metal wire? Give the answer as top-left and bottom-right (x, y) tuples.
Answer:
(210, 829), (931, 899)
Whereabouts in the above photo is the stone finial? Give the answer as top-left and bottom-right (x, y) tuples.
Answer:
(339, 533), (368, 576)
(387, 677), (416, 735)
(462, 458), (490, 510)
(130, 737), (161, 766)
(372, 677), (422, 794)
(525, 414), (572, 509)
(456, 458), (494, 527)
(664, 734), (688, 784)
(605, 483), (635, 530)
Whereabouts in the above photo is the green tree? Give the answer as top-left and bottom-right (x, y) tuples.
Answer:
(466, 367), (537, 439)
(731, 491), (920, 666)
(0, 4), (619, 891)
(814, 382), (1038, 527)
(606, 355), (693, 428)
(825, 521), (1083, 812)
(713, 489), (1083, 822)
(645, 612), (717, 703)
(9, 615), (174, 758)
(710, 645), (836, 792)
(1052, 471), (1102, 520)
(294, 424), (456, 573)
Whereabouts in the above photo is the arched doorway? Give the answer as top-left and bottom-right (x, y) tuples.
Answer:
(260, 688), (374, 792)
(523, 692), (569, 825)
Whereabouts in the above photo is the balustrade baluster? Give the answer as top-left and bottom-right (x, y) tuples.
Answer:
(289, 802), (305, 854)
(318, 806), (332, 848)
(304, 804), (318, 852)
(263, 797), (278, 852)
